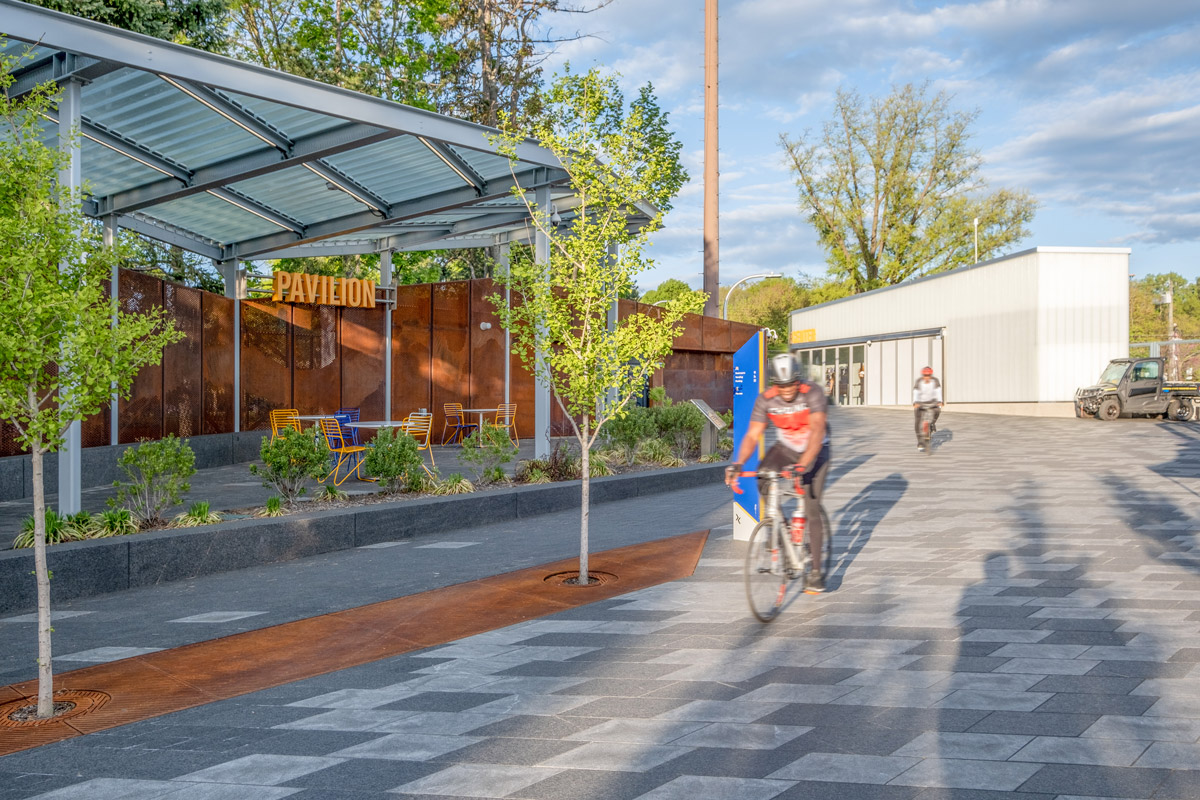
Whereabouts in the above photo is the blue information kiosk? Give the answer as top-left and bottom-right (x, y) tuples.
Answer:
(731, 330), (766, 540)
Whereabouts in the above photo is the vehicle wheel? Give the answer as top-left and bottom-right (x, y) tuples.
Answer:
(1096, 398), (1120, 421)
(1167, 398), (1193, 422)
(820, 506), (833, 578)
(745, 518), (787, 623)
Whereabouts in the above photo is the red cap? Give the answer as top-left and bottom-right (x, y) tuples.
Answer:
(921, 366), (933, 376)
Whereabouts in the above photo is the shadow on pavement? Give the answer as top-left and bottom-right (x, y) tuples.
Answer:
(827, 472), (908, 591)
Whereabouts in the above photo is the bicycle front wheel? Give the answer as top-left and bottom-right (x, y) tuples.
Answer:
(745, 518), (788, 623)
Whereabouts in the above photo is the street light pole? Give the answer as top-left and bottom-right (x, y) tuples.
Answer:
(722, 272), (782, 320)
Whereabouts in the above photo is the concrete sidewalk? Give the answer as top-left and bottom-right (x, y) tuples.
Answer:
(5, 408), (1200, 799)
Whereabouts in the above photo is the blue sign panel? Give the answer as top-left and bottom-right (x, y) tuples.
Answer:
(731, 331), (764, 538)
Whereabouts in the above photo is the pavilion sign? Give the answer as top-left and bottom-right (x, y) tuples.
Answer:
(271, 271), (377, 308)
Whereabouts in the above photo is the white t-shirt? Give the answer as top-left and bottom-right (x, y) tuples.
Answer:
(913, 377), (942, 404)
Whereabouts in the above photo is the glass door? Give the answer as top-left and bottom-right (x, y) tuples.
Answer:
(851, 345), (865, 405)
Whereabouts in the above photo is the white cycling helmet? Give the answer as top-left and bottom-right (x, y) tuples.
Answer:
(767, 353), (800, 385)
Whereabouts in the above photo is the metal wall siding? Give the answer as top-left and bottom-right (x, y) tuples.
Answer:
(469, 279), (505, 428)
(340, 307), (387, 421)
(1036, 252), (1130, 402)
(430, 282), (471, 437)
(293, 305), (342, 415)
(240, 300), (292, 431)
(201, 292), (235, 435)
(392, 283), (432, 423)
(506, 291), (536, 439)
(162, 283), (203, 438)
(118, 270), (165, 443)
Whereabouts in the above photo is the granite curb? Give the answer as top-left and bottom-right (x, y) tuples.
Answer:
(0, 462), (726, 614)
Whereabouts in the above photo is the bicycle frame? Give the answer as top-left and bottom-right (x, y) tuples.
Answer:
(735, 468), (809, 574)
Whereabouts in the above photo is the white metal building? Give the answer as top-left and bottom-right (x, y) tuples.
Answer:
(787, 247), (1130, 413)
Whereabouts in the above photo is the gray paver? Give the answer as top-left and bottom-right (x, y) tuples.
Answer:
(767, 753), (919, 783)
(390, 764), (562, 797)
(887, 758), (1041, 789)
(174, 754), (343, 785)
(631, 775), (795, 800)
(890, 731), (1031, 760)
(538, 742), (693, 772)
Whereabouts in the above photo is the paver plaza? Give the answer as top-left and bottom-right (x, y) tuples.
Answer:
(4, 407), (1200, 799)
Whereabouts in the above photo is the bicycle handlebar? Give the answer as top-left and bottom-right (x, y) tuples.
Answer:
(729, 468), (804, 495)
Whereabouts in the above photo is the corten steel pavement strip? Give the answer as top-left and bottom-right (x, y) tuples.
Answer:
(0, 530), (708, 755)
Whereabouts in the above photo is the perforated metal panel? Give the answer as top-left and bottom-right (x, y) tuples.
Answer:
(293, 305), (341, 415)
(431, 281), (470, 436)
(163, 283), (203, 438)
(469, 278), (505, 423)
(392, 284), (431, 421)
(241, 300), (292, 431)
(118, 270), (164, 443)
(201, 292), (235, 434)
(340, 306), (386, 420)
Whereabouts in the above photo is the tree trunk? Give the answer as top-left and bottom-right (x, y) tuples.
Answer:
(31, 444), (53, 717)
(579, 418), (589, 583)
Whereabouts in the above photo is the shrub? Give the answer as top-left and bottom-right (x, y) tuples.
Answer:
(257, 496), (286, 517)
(171, 501), (222, 528)
(588, 458), (612, 478)
(652, 401), (706, 460)
(458, 424), (518, 484)
(361, 427), (425, 493)
(95, 509), (138, 538)
(318, 484), (347, 502)
(12, 509), (86, 548)
(110, 434), (196, 528)
(515, 442), (581, 483)
(519, 465), (550, 484)
(482, 466), (507, 484)
(603, 406), (656, 464)
(636, 437), (685, 467)
(432, 473), (474, 495)
(250, 426), (327, 506)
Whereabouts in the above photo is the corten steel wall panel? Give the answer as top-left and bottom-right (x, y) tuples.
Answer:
(673, 313), (703, 350)
(702, 315), (731, 353)
(201, 293), (235, 434)
(341, 306), (386, 421)
(506, 290), (535, 440)
(162, 283), (203, 438)
(431, 281), (470, 436)
(241, 300), (292, 431)
(293, 305), (341, 415)
(469, 279), (505, 422)
(729, 321), (760, 352)
(0, 423), (25, 457)
(118, 270), (164, 443)
(393, 284), (432, 421)
(81, 408), (110, 449)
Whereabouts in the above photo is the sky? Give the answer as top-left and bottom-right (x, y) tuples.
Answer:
(541, 0), (1200, 294)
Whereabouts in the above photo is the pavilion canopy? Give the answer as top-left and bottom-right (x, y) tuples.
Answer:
(0, 0), (612, 263)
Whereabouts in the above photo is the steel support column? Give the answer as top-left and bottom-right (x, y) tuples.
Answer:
(57, 78), (82, 515)
(606, 242), (619, 415)
(534, 187), (552, 459)
(498, 243), (511, 406)
(217, 258), (243, 432)
(104, 215), (119, 446)
(381, 249), (393, 422)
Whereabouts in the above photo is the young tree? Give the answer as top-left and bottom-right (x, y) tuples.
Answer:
(721, 277), (810, 341)
(490, 67), (700, 582)
(780, 83), (1037, 293)
(0, 58), (183, 717)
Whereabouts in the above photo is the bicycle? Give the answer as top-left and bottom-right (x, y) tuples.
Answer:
(918, 403), (938, 455)
(732, 467), (832, 622)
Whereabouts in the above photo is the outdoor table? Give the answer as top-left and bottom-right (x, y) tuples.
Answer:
(460, 407), (499, 445)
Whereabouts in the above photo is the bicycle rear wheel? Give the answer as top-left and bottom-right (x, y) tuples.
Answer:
(745, 518), (788, 622)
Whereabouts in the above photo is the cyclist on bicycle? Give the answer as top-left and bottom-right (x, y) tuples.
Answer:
(725, 352), (831, 593)
(913, 366), (942, 452)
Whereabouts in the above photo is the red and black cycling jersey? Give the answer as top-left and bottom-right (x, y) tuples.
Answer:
(749, 379), (830, 453)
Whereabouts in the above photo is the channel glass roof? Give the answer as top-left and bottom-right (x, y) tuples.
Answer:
(0, 0), (609, 262)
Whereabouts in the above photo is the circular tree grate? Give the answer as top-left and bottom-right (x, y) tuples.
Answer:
(544, 570), (617, 587)
(0, 690), (110, 728)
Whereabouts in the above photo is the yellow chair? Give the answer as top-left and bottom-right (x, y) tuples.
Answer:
(269, 409), (300, 440)
(402, 413), (436, 476)
(494, 403), (518, 445)
(441, 402), (478, 445)
(319, 417), (367, 486)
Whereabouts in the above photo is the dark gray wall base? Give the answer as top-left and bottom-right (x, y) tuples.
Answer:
(0, 463), (725, 614)
(0, 431), (270, 503)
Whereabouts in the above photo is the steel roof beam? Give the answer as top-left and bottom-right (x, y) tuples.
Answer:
(207, 187), (305, 234)
(77, 116), (192, 183)
(254, 212), (531, 258)
(228, 166), (566, 259)
(8, 50), (122, 96)
(303, 160), (390, 213)
(1, 0), (562, 167)
(115, 214), (223, 260)
(418, 137), (487, 195)
(94, 122), (397, 215)
(160, 76), (294, 154)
